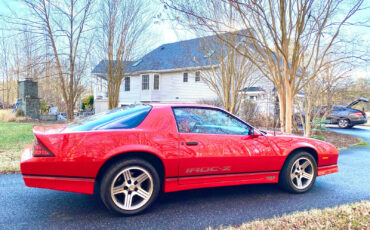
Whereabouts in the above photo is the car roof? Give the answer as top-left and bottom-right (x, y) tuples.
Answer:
(147, 102), (220, 109)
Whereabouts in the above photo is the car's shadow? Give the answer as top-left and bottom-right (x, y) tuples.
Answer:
(29, 180), (335, 218)
(5, 174), (361, 229)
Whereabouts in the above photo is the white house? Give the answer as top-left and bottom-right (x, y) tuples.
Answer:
(92, 33), (276, 114)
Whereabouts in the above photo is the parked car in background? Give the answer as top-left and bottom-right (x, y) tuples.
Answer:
(21, 103), (339, 215)
(326, 97), (368, 128)
(296, 97), (368, 129)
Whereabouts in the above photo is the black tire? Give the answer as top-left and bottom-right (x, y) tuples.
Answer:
(279, 151), (317, 193)
(338, 118), (350, 128)
(99, 158), (160, 215)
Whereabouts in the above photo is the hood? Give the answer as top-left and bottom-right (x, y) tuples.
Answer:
(347, 97), (369, 108)
(261, 129), (296, 137)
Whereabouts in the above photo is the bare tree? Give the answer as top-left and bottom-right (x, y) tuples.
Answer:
(8, 0), (95, 120)
(0, 32), (11, 107)
(199, 31), (259, 114)
(164, 0), (364, 133)
(297, 60), (351, 137)
(98, 0), (151, 109)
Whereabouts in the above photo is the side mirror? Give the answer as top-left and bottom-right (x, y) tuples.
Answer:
(248, 128), (254, 136)
(243, 128), (259, 140)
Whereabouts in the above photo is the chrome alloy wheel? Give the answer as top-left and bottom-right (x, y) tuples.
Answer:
(110, 166), (153, 211)
(338, 119), (349, 128)
(290, 157), (314, 190)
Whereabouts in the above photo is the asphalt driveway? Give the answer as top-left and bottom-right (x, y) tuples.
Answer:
(0, 127), (369, 230)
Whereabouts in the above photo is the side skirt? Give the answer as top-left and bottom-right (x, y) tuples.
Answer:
(163, 171), (279, 193)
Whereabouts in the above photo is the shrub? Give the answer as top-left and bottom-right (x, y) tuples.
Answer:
(40, 99), (49, 114)
(15, 109), (24, 117)
(197, 98), (223, 107)
(81, 95), (94, 110)
(241, 100), (259, 122)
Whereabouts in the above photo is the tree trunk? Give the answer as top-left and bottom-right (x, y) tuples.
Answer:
(285, 89), (293, 134)
(108, 76), (120, 110)
(277, 90), (286, 132)
(305, 115), (312, 137)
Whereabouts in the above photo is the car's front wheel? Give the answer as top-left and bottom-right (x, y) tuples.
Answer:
(279, 152), (317, 193)
(100, 158), (160, 215)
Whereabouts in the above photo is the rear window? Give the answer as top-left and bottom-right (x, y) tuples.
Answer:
(67, 104), (152, 131)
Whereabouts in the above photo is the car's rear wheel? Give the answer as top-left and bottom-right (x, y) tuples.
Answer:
(338, 118), (350, 128)
(100, 158), (160, 215)
(279, 152), (317, 193)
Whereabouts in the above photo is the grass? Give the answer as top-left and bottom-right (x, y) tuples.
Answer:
(355, 138), (370, 146)
(0, 121), (35, 173)
(209, 201), (370, 230)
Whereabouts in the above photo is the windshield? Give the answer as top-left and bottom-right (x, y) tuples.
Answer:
(67, 104), (152, 131)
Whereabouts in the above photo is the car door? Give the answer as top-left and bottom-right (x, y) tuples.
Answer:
(172, 107), (274, 185)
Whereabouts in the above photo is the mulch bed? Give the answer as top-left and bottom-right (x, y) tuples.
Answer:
(293, 130), (361, 149)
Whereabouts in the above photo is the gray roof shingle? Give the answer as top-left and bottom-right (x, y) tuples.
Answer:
(91, 32), (246, 74)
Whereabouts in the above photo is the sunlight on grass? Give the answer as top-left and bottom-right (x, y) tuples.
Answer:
(0, 121), (34, 173)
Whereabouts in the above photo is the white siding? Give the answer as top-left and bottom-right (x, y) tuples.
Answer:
(93, 69), (276, 114)
(115, 71), (218, 104)
(95, 99), (108, 114)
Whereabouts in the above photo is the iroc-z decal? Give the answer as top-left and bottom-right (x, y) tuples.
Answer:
(185, 166), (231, 174)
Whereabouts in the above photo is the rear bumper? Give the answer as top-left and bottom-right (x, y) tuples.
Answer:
(317, 164), (338, 176)
(22, 174), (95, 195)
(20, 144), (95, 195)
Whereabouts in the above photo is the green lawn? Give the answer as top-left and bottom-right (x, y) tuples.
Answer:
(0, 121), (35, 173)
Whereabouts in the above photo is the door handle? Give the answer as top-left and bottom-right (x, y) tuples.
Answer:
(186, 142), (198, 146)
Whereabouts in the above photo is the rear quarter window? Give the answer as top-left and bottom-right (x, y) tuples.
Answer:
(67, 105), (152, 131)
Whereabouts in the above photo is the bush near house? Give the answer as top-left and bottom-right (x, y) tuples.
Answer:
(40, 99), (49, 114)
(81, 95), (94, 110)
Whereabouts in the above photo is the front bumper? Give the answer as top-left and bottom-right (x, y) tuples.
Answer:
(317, 164), (338, 176)
(20, 144), (95, 195)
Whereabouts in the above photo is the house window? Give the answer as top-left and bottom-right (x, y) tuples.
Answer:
(142, 75), (149, 90)
(154, 74), (159, 90)
(183, 73), (188, 82)
(124, 77), (130, 91)
(195, 71), (200, 82)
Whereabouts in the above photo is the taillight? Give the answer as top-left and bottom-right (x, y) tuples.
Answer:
(352, 112), (363, 117)
(32, 139), (54, 157)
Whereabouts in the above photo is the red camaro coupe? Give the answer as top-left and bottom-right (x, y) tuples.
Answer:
(21, 104), (339, 215)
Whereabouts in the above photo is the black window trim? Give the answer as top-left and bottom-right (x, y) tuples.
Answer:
(171, 106), (258, 136)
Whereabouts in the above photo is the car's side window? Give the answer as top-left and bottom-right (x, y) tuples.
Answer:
(173, 107), (250, 135)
